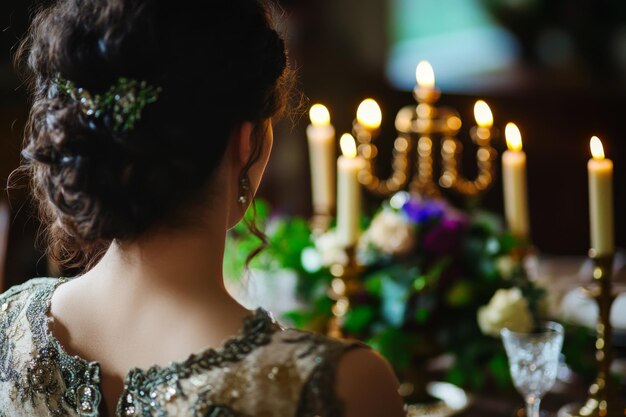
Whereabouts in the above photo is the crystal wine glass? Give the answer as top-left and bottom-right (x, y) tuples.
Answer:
(501, 322), (564, 417)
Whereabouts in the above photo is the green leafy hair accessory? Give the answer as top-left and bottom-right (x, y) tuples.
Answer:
(54, 76), (162, 133)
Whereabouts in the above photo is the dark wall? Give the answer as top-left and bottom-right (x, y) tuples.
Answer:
(1, 0), (46, 288)
(262, 0), (626, 257)
(1, 0), (625, 287)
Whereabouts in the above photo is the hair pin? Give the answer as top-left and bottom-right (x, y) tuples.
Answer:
(54, 76), (162, 133)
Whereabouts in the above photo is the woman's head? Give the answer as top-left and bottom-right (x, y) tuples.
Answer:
(17, 0), (291, 269)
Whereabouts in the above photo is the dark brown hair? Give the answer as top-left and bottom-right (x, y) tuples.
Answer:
(16, 0), (291, 269)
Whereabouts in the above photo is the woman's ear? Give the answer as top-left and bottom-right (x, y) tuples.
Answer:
(234, 122), (255, 167)
(224, 121), (255, 230)
(224, 119), (273, 229)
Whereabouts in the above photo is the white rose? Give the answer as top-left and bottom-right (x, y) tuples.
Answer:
(496, 256), (515, 280)
(358, 209), (415, 257)
(314, 231), (349, 267)
(477, 287), (533, 337)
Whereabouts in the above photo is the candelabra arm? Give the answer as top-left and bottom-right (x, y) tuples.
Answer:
(440, 127), (497, 197)
(353, 121), (412, 197)
(352, 85), (498, 200)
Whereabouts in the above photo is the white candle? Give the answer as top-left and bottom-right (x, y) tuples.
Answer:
(502, 122), (530, 240)
(474, 100), (493, 128)
(306, 104), (335, 214)
(337, 133), (364, 247)
(414, 60), (440, 106)
(356, 98), (382, 131)
(588, 136), (614, 256)
(416, 60), (435, 90)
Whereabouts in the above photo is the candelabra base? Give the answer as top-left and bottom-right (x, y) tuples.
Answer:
(557, 253), (626, 417)
(310, 212), (332, 234)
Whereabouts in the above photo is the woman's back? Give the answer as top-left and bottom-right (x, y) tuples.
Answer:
(0, 278), (367, 416)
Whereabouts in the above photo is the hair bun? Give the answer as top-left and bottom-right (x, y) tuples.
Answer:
(18, 0), (292, 269)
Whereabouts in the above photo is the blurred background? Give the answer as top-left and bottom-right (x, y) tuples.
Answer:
(1, 0), (625, 288)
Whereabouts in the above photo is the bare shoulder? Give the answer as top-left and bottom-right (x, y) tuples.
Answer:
(335, 347), (406, 417)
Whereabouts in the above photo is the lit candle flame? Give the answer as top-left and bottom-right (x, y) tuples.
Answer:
(473, 100), (493, 128)
(415, 60), (435, 89)
(590, 136), (605, 160)
(340, 133), (357, 158)
(309, 104), (330, 127)
(505, 122), (522, 151)
(356, 98), (382, 130)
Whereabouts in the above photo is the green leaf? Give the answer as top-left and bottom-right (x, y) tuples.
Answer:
(281, 310), (312, 329)
(412, 275), (427, 291)
(367, 328), (415, 371)
(488, 352), (512, 388)
(445, 280), (473, 307)
(313, 294), (335, 316)
(561, 324), (596, 379)
(446, 366), (466, 387)
(414, 307), (430, 323)
(446, 362), (486, 389)
(253, 199), (270, 223)
(343, 306), (375, 334)
(232, 199), (270, 235)
(470, 210), (503, 235)
(364, 275), (383, 296)
(424, 257), (451, 286)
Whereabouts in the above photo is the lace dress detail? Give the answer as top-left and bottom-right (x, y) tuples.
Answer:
(0, 278), (364, 417)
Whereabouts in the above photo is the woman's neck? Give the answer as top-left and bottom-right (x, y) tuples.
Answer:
(99, 231), (223, 291)
(82, 212), (245, 317)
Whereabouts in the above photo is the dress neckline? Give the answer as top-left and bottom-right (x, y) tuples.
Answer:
(34, 277), (277, 416)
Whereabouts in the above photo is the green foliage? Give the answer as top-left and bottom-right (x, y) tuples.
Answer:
(225, 198), (588, 395)
(561, 324), (597, 380)
(367, 327), (418, 371)
(343, 306), (376, 334)
(225, 200), (315, 278)
(224, 199), (334, 331)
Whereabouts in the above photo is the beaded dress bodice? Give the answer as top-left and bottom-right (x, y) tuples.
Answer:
(0, 278), (362, 417)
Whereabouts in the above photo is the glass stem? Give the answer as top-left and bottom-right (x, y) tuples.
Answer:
(526, 396), (541, 417)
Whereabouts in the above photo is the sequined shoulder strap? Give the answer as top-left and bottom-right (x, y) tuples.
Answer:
(292, 333), (369, 417)
(0, 277), (60, 304)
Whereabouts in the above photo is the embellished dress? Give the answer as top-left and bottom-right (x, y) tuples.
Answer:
(0, 278), (363, 417)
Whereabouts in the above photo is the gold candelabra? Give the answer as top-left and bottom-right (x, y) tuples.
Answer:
(326, 246), (362, 338)
(353, 61), (498, 199)
(558, 251), (625, 417)
(324, 61), (503, 337)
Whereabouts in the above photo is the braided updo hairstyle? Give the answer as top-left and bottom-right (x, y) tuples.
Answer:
(17, 0), (291, 269)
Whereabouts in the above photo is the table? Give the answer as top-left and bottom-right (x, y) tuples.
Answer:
(457, 374), (623, 417)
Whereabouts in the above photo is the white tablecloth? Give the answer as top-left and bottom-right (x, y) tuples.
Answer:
(532, 250), (626, 330)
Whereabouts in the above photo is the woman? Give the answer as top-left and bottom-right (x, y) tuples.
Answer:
(0, 0), (405, 416)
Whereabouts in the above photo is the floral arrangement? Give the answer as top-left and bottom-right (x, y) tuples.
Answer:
(225, 194), (546, 395)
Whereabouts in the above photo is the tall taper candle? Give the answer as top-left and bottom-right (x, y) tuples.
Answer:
(356, 98), (382, 131)
(502, 123), (530, 239)
(337, 133), (364, 247)
(416, 60), (435, 90)
(588, 136), (614, 255)
(306, 104), (335, 214)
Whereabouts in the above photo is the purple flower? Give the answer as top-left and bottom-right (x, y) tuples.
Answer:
(422, 216), (469, 256)
(402, 199), (445, 224)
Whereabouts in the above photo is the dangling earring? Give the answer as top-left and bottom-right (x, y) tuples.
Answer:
(238, 176), (250, 205)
